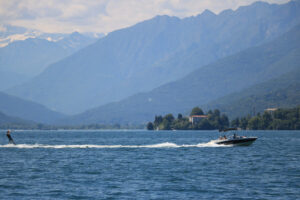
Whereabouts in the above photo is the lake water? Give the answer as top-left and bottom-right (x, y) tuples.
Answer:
(0, 130), (299, 199)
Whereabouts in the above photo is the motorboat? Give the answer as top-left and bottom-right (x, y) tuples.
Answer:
(216, 128), (257, 146)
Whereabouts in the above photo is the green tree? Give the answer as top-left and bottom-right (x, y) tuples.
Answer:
(231, 117), (240, 128)
(154, 115), (163, 127)
(147, 122), (154, 130)
(274, 109), (285, 120)
(213, 109), (220, 117)
(196, 119), (214, 130)
(161, 118), (172, 130)
(294, 121), (300, 129)
(262, 111), (272, 129)
(173, 119), (190, 130)
(164, 114), (175, 122)
(248, 116), (261, 130)
(240, 116), (250, 129)
(271, 119), (291, 130)
(220, 114), (229, 129)
(177, 113), (183, 120)
(190, 107), (204, 116)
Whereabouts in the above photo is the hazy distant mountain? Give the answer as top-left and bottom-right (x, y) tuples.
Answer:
(0, 91), (65, 124)
(0, 24), (30, 47)
(0, 110), (34, 126)
(7, 1), (300, 115)
(0, 24), (73, 48)
(203, 68), (300, 119)
(60, 23), (300, 125)
(0, 24), (103, 47)
(54, 31), (101, 51)
(0, 70), (29, 91)
(0, 32), (98, 90)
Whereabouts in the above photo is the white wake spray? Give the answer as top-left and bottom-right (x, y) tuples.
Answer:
(0, 141), (229, 149)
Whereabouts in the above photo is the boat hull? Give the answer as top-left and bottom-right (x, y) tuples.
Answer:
(216, 137), (257, 146)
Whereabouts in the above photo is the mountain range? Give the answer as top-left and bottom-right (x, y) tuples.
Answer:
(59, 23), (300, 125)
(7, 0), (300, 115)
(0, 110), (34, 126)
(0, 32), (99, 90)
(0, 91), (65, 124)
(0, 24), (104, 47)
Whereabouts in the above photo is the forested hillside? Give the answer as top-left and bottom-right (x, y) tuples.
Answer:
(204, 67), (300, 118)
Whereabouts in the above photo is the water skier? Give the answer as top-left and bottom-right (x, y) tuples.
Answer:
(6, 130), (16, 145)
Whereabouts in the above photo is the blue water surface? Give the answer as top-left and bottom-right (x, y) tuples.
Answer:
(0, 130), (299, 199)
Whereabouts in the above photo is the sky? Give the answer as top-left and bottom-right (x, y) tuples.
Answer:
(0, 0), (291, 34)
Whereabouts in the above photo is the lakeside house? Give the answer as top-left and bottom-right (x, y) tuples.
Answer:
(189, 115), (208, 124)
(265, 108), (278, 114)
(265, 108), (278, 112)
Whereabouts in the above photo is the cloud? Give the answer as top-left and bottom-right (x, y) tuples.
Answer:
(0, 0), (290, 34)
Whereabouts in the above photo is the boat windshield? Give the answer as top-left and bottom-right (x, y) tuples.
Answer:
(219, 133), (247, 140)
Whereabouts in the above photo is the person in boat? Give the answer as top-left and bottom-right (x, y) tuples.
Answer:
(233, 133), (237, 139)
(6, 130), (15, 145)
(219, 135), (227, 140)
